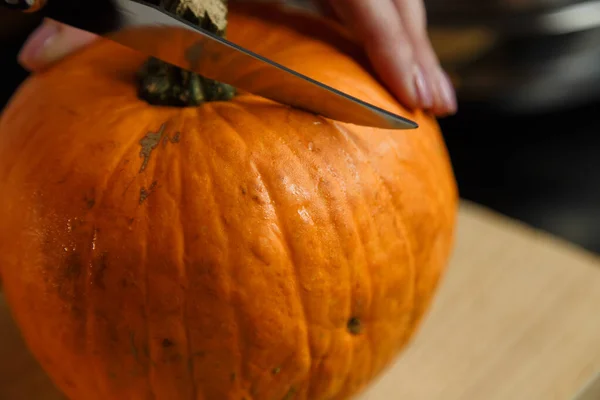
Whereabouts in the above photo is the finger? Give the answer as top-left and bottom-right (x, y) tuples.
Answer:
(18, 18), (98, 72)
(392, 0), (457, 116)
(325, 0), (422, 111)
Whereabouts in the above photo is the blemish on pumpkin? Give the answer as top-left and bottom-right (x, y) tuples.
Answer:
(64, 252), (83, 279)
(282, 386), (297, 400)
(347, 317), (362, 335)
(162, 338), (174, 348)
(85, 197), (96, 209)
(139, 181), (158, 204)
(163, 131), (181, 145)
(55, 252), (86, 319)
(230, 372), (236, 382)
(91, 251), (108, 290)
(272, 367), (281, 375)
(139, 123), (167, 173)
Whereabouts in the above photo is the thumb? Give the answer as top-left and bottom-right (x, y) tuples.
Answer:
(18, 19), (97, 72)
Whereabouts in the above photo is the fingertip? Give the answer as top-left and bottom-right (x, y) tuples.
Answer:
(364, 44), (423, 113)
(431, 70), (458, 117)
(441, 71), (458, 115)
(18, 19), (98, 72)
(413, 65), (434, 110)
(18, 19), (60, 71)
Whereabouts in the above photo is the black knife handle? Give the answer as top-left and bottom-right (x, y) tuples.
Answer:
(1, 0), (46, 12)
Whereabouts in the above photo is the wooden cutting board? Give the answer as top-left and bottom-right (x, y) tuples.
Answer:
(2, 201), (600, 400)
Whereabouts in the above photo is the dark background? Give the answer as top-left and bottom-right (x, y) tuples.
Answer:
(441, 102), (600, 253)
(1, 7), (599, 254)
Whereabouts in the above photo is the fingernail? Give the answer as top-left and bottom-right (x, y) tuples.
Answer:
(439, 71), (457, 114)
(399, 71), (418, 109)
(18, 20), (60, 70)
(39, 25), (76, 66)
(414, 66), (433, 109)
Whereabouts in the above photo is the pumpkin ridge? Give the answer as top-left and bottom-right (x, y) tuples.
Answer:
(141, 174), (156, 398)
(195, 110), (249, 398)
(214, 105), (321, 396)
(84, 225), (104, 397)
(384, 126), (451, 224)
(312, 128), (378, 394)
(180, 121), (222, 400)
(221, 104), (377, 398)
(210, 105), (313, 395)
(334, 124), (417, 301)
(385, 135), (441, 345)
(260, 119), (364, 398)
(246, 162), (311, 398)
(133, 114), (197, 398)
(175, 124), (200, 400)
(249, 172), (311, 398)
(86, 115), (170, 397)
(333, 122), (417, 377)
(323, 127), (379, 390)
(169, 120), (197, 400)
(128, 120), (162, 397)
(381, 132), (456, 334)
(261, 121), (354, 399)
(303, 131), (372, 397)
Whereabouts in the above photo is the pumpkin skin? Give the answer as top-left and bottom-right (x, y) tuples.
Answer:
(0, 4), (457, 400)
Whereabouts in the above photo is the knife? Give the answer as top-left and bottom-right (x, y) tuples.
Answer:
(2, 0), (419, 130)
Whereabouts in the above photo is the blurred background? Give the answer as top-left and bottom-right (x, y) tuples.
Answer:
(427, 0), (600, 254)
(1, 0), (599, 253)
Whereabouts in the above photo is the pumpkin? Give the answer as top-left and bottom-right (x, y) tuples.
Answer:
(0, 1), (457, 399)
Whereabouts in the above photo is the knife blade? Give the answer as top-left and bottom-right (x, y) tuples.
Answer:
(4, 0), (418, 129)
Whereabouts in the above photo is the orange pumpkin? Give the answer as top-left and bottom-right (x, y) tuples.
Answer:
(0, 3), (457, 399)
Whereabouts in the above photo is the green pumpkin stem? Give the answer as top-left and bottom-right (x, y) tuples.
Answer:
(137, 0), (236, 107)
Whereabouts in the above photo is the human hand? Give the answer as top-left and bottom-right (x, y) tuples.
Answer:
(318, 0), (456, 116)
(18, 0), (456, 116)
(17, 18), (97, 73)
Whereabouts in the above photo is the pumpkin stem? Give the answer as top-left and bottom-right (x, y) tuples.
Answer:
(137, 0), (235, 106)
